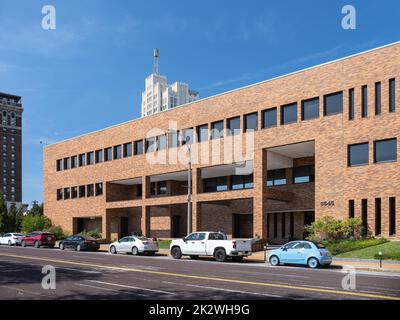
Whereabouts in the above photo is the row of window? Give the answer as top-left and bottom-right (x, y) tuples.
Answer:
(56, 78), (396, 171)
(348, 138), (397, 167)
(203, 174), (254, 193)
(267, 165), (315, 186)
(349, 197), (396, 236)
(56, 183), (103, 200)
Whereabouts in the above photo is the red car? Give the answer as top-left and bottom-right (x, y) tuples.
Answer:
(21, 232), (56, 248)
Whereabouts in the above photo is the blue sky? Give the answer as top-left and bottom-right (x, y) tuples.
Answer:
(0, 0), (399, 205)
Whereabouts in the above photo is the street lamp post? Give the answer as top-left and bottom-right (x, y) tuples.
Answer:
(186, 144), (192, 235)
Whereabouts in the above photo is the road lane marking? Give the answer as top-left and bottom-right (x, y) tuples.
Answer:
(1, 285), (41, 296)
(1, 252), (399, 300)
(76, 283), (124, 293)
(87, 280), (174, 295)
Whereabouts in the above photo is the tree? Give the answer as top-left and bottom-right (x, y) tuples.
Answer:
(29, 201), (43, 216)
(6, 203), (24, 232)
(21, 214), (52, 234)
(0, 192), (8, 233)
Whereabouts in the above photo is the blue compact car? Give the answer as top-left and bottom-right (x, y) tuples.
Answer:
(267, 241), (332, 268)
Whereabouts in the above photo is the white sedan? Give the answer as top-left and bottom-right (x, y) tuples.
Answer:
(0, 233), (24, 246)
(109, 236), (159, 255)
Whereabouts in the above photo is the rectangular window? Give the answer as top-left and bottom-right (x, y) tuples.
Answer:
(113, 145), (122, 159)
(362, 85), (368, 118)
(95, 149), (103, 163)
(281, 213), (286, 239)
(157, 181), (167, 195)
(348, 143), (369, 166)
(375, 82), (381, 115)
(63, 157), (70, 170)
(267, 169), (287, 186)
(374, 138), (397, 163)
(168, 130), (180, 148)
(231, 174), (253, 190)
(64, 187), (71, 200)
(227, 116), (241, 135)
(95, 183), (103, 196)
(211, 120), (224, 139)
(78, 153), (85, 167)
(87, 151), (94, 165)
(281, 103), (297, 125)
(262, 107), (277, 128)
(123, 143), (132, 157)
(349, 200), (355, 218)
(104, 147), (112, 161)
(197, 124), (208, 142)
(71, 186), (78, 199)
(324, 91), (343, 116)
(79, 185), (85, 198)
(182, 128), (194, 145)
(349, 88), (355, 120)
(134, 140), (143, 155)
(293, 165), (315, 184)
(375, 198), (381, 235)
(389, 78), (395, 112)
(273, 213), (278, 238)
(87, 184), (94, 197)
(56, 189), (63, 200)
(71, 156), (77, 169)
(146, 137), (155, 153)
(301, 97), (319, 120)
(56, 159), (62, 172)
(361, 199), (368, 237)
(244, 112), (258, 132)
(158, 134), (167, 150)
(204, 177), (228, 192)
(389, 197), (396, 235)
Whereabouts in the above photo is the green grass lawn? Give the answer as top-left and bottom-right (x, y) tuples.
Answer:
(157, 239), (171, 250)
(336, 241), (400, 260)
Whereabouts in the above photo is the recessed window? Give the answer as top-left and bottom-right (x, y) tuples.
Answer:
(293, 165), (315, 184)
(113, 145), (122, 160)
(64, 187), (71, 200)
(324, 91), (343, 116)
(71, 186), (78, 199)
(349, 88), (355, 120)
(375, 82), (381, 115)
(375, 198), (381, 235)
(361, 85), (368, 118)
(301, 98), (319, 120)
(227, 116), (241, 135)
(231, 174), (253, 190)
(204, 177), (228, 192)
(182, 128), (194, 145)
(157, 181), (167, 195)
(146, 137), (156, 153)
(262, 108), (277, 128)
(63, 157), (70, 170)
(71, 156), (77, 169)
(348, 200), (355, 218)
(157, 134), (167, 150)
(87, 184), (94, 197)
(104, 147), (112, 161)
(374, 138), (397, 163)
(197, 124), (208, 142)
(281, 103), (297, 125)
(134, 140), (143, 155)
(244, 113), (258, 132)
(211, 120), (224, 139)
(123, 143), (132, 157)
(95, 183), (103, 196)
(168, 130), (179, 148)
(95, 149), (103, 163)
(87, 151), (94, 165)
(79, 185), (86, 198)
(389, 78), (395, 112)
(78, 153), (86, 166)
(389, 197), (396, 236)
(56, 159), (62, 172)
(348, 143), (369, 166)
(56, 189), (63, 201)
(267, 169), (287, 186)
(361, 199), (368, 237)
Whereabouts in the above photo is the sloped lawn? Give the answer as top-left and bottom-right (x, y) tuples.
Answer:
(336, 241), (400, 260)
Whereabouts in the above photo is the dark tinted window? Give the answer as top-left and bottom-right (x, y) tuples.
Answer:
(348, 143), (369, 166)
(267, 169), (287, 186)
(389, 197), (396, 235)
(71, 156), (77, 168)
(64, 187), (70, 199)
(293, 165), (315, 184)
(324, 91), (343, 115)
(231, 174), (253, 190)
(104, 147), (112, 161)
(146, 137), (155, 153)
(95, 149), (103, 163)
(204, 177), (228, 192)
(197, 124), (208, 142)
(389, 78), (395, 112)
(56, 159), (62, 172)
(262, 108), (277, 128)
(374, 138), (397, 163)
(56, 189), (62, 200)
(182, 128), (194, 145)
(244, 113), (258, 132)
(95, 183), (103, 196)
(158, 135), (167, 150)
(362, 85), (368, 118)
(78, 153), (85, 166)
(113, 145), (122, 159)
(211, 120), (224, 139)
(349, 200), (355, 218)
(79, 185), (85, 198)
(375, 82), (381, 115)
(349, 88), (355, 120)
(63, 157), (70, 170)
(123, 143), (132, 157)
(71, 186), (77, 199)
(301, 98), (319, 120)
(375, 198), (381, 235)
(168, 130), (179, 148)
(281, 103), (297, 125)
(134, 140), (143, 155)
(157, 181), (167, 195)
(227, 116), (240, 135)
(87, 151), (94, 165)
(87, 184), (94, 197)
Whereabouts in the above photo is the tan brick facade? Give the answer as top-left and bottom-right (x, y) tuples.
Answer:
(43, 43), (400, 243)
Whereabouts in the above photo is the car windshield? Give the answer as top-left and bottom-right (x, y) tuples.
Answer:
(13, 234), (23, 236)
(282, 242), (300, 250)
(137, 237), (151, 241)
(42, 233), (53, 236)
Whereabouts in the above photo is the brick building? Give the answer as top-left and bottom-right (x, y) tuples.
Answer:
(43, 42), (399, 243)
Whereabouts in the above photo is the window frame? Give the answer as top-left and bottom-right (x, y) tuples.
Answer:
(373, 138), (397, 164)
(323, 91), (343, 116)
(280, 102), (298, 125)
(348, 142), (369, 167)
(301, 97), (320, 121)
(261, 107), (277, 129)
(244, 112), (258, 132)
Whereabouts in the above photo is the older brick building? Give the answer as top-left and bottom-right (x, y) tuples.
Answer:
(43, 42), (399, 243)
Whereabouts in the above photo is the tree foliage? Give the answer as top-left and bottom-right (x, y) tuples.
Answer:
(21, 214), (52, 234)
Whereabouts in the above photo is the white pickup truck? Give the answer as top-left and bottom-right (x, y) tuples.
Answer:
(170, 231), (252, 262)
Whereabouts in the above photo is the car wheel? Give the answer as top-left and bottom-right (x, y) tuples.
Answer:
(8, 240), (12, 246)
(131, 246), (139, 256)
(269, 255), (280, 266)
(189, 255), (199, 260)
(171, 246), (182, 259)
(110, 245), (117, 254)
(34, 241), (40, 248)
(307, 257), (319, 269)
(21, 241), (26, 247)
(232, 256), (243, 262)
(60, 243), (65, 250)
(76, 244), (81, 251)
(214, 248), (227, 262)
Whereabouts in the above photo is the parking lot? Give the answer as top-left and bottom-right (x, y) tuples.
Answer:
(0, 245), (399, 300)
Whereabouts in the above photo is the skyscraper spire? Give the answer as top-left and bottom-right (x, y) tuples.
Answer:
(153, 48), (159, 75)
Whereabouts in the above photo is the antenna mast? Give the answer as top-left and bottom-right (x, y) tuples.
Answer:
(153, 48), (159, 75)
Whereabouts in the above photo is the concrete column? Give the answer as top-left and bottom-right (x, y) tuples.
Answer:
(192, 202), (201, 232)
(142, 176), (151, 199)
(141, 206), (150, 237)
(253, 148), (268, 238)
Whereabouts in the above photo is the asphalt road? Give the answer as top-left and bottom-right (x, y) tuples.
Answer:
(0, 245), (399, 300)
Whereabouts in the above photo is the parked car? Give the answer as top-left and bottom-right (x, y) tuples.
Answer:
(0, 233), (24, 246)
(170, 231), (252, 262)
(109, 236), (159, 255)
(59, 235), (100, 251)
(267, 240), (332, 268)
(21, 232), (56, 248)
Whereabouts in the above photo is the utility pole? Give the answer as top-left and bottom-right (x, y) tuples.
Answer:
(186, 143), (192, 235)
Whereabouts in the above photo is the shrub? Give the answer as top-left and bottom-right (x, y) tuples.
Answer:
(46, 225), (67, 240)
(305, 216), (365, 242)
(78, 229), (102, 239)
(21, 214), (52, 234)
